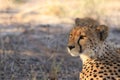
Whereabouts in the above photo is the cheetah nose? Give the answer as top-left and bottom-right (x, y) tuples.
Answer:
(68, 46), (75, 50)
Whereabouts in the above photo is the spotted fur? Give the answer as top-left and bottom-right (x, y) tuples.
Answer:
(67, 18), (120, 80)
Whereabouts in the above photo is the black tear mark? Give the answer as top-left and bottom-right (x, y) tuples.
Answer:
(99, 31), (104, 41)
(77, 36), (83, 53)
(79, 45), (83, 53)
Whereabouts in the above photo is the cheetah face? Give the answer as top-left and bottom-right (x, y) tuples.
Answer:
(67, 26), (97, 57)
(67, 18), (108, 57)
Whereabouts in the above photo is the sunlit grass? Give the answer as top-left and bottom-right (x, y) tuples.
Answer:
(0, 0), (120, 25)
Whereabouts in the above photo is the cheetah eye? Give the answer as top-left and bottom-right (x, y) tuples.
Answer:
(80, 35), (86, 39)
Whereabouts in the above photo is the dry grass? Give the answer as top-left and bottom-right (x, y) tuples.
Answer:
(0, 24), (81, 80)
(0, 0), (120, 25)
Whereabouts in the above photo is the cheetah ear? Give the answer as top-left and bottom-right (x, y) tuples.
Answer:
(96, 25), (109, 41)
(75, 18), (80, 26)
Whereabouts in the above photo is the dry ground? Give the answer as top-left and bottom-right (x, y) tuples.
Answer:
(0, 23), (82, 80)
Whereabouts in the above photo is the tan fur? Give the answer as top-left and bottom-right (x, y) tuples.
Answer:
(67, 18), (120, 80)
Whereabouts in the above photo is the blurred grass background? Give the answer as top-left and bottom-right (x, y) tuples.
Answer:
(0, 0), (120, 80)
(0, 0), (120, 26)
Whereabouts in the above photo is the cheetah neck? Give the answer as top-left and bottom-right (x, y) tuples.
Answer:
(97, 41), (115, 58)
(80, 54), (90, 63)
(81, 41), (116, 64)
(80, 50), (95, 63)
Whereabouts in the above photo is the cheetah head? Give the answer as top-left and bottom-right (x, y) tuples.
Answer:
(67, 18), (108, 60)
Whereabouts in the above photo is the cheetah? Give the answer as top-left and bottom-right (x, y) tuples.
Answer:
(67, 18), (120, 80)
